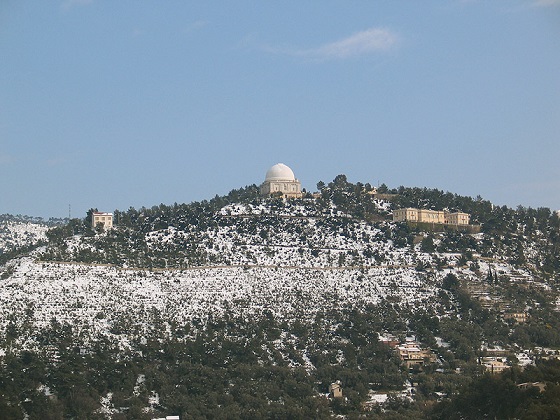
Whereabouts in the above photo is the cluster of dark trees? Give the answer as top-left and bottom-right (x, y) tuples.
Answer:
(315, 175), (385, 221)
(432, 360), (560, 419)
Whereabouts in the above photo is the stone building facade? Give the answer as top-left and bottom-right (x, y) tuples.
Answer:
(260, 163), (302, 198)
(92, 212), (113, 230)
(393, 208), (470, 226)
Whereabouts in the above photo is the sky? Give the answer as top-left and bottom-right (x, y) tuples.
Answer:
(1, 1), (560, 218)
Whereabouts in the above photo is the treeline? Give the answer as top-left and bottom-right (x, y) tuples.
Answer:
(0, 214), (67, 226)
(315, 174), (388, 221)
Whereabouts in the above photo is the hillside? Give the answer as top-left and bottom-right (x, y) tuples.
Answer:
(0, 214), (51, 255)
(1, 178), (560, 419)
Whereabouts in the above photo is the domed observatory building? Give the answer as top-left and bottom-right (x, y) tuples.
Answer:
(260, 163), (302, 198)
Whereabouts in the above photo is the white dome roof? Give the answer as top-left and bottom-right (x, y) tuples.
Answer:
(265, 163), (296, 182)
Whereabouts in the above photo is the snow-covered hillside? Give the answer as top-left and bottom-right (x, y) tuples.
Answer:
(146, 215), (404, 268)
(0, 216), (49, 253)
(0, 198), (552, 352)
(1, 199), (540, 352)
(0, 256), (443, 348)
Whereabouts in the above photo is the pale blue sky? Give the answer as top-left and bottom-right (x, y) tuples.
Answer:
(1, 1), (560, 218)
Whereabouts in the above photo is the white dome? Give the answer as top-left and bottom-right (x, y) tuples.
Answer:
(265, 163), (296, 182)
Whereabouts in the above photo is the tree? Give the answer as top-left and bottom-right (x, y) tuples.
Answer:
(85, 208), (98, 227)
(421, 236), (436, 253)
(95, 222), (105, 234)
(442, 273), (459, 291)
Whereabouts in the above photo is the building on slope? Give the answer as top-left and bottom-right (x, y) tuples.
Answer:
(260, 163), (302, 198)
(329, 381), (343, 398)
(482, 358), (510, 374)
(92, 212), (113, 230)
(503, 312), (528, 323)
(393, 208), (470, 226)
(396, 341), (436, 368)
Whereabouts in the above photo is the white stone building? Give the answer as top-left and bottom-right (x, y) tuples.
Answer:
(260, 163), (302, 198)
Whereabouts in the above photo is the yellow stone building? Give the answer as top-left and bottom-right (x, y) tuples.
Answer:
(92, 212), (113, 230)
(393, 208), (470, 226)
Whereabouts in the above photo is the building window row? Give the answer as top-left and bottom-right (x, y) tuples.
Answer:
(393, 208), (470, 225)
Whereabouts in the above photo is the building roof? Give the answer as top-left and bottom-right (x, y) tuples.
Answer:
(265, 163), (296, 182)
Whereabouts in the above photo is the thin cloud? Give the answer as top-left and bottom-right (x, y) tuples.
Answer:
(312, 28), (398, 58)
(132, 20), (208, 38)
(261, 27), (399, 60)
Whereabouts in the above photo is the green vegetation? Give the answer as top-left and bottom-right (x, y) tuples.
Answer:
(432, 360), (560, 420)
(0, 307), (409, 419)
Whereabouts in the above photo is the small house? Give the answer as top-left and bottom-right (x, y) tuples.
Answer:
(329, 381), (343, 398)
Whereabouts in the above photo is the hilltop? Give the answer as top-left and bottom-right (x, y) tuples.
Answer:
(1, 176), (560, 419)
